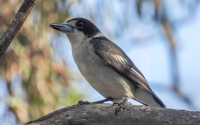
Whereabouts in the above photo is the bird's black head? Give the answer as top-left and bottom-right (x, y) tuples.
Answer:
(68, 18), (100, 37)
(50, 18), (101, 38)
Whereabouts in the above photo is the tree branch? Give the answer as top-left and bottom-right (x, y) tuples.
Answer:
(26, 103), (200, 125)
(0, 0), (36, 57)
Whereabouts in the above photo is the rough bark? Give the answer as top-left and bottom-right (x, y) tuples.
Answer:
(0, 0), (36, 57)
(26, 103), (200, 125)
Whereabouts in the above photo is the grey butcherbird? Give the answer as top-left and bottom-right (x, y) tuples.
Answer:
(50, 18), (166, 115)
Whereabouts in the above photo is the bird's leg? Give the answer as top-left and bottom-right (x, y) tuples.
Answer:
(114, 97), (129, 116)
(93, 97), (113, 103)
(78, 97), (113, 106)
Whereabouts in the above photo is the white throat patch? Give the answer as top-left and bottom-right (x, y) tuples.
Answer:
(65, 29), (86, 47)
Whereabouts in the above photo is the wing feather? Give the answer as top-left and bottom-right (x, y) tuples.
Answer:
(91, 37), (154, 94)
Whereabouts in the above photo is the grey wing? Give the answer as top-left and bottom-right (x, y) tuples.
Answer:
(91, 37), (154, 95)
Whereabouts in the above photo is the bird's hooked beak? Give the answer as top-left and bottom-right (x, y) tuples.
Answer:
(50, 22), (74, 33)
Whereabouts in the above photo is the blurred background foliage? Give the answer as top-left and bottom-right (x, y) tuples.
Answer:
(0, 0), (200, 124)
(0, 0), (83, 124)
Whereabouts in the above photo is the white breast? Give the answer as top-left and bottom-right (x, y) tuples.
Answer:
(67, 31), (135, 102)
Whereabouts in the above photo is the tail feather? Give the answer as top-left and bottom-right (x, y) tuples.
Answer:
(134, 88), (166, 108)
(152, 94), (166, 108)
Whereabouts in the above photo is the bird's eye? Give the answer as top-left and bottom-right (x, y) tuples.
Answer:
(76, 22), (83, 28)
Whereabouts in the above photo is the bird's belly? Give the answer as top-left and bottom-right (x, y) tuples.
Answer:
(73, 44), (135, 101)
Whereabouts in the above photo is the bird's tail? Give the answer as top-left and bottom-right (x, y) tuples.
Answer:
(133, 88), (166, 108)
(152, 94), (166, 108)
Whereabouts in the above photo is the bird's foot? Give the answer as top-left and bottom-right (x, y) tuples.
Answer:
(113, 97), (129, 116)
(114, 102), (127, 116)
(113, 102), (119, 106)
(78, 100), (91, 106)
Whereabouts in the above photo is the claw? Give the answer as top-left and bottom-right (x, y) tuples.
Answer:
(113, 102), (119, 106)
(114, 97), (129, 116)
(115, 103), (127, 116)
(78, 100), (90, 106)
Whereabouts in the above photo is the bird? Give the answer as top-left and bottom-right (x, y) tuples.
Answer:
(50, 18), (166, 115)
